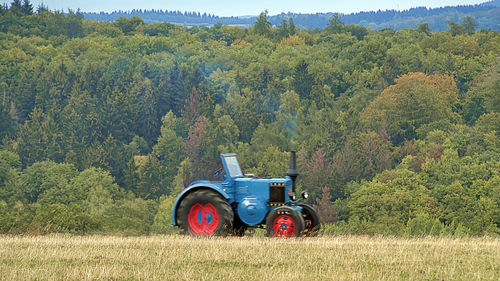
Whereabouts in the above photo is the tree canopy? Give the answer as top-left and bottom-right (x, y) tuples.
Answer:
(0, 3), (498, 236)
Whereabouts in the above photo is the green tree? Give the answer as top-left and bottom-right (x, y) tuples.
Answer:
(115, 16), (144, 35)
(255, 145), (288, 177)
(152, 111), (186, 188)
(447, 21), (464, 36)
(0, 151), (21, 203)
(225, 89), (261, 142)
(133, 155), (166, 199)
(287, 18), (296, 36)
(417, 23), (431, 35)
(462, 16), (476, 35)
(103, 196), (157, 234)
(9, 0), (23, 16)
(75, 167), (123, 208)
(33, 162), (79, 205)
(16, 109), (65, 167)
(33, 203), (97, 233)
(125, 135), (150, 156)
(362, 73), (459, 144)
(327, 13), (344, 34)
(250, 122), (288, 155)
(276, 18), (296, 39)
(65, 9), (84, 38)
(209, 105), (240, 154)
(292, 60), (314, 100)
(0, 102), (16, 141)
(347, 161), (433, 232)
(21, 0), (33, 15)
(253, 10), (272, 37)
(151, 195), (177, 234)
(462, 61), (500, 125)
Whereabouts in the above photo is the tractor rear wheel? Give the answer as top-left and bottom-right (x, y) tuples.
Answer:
(298, 204), (320, 236)
(177, 189), (233, 236)
(266, 206), (304, 238)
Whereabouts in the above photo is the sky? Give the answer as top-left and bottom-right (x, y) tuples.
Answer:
(1, 0), (490, 16)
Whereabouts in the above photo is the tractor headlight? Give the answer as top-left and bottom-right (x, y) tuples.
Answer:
(289, 191), (296, 201)
(301, 190), (309, 199)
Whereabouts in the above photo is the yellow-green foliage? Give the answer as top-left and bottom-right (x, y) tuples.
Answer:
(0, 8), (499, 236)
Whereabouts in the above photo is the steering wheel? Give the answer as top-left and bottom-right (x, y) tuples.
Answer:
(211, 167), (224, 180)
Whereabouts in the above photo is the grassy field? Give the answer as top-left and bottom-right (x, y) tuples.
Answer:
(0, 235), (499, 281)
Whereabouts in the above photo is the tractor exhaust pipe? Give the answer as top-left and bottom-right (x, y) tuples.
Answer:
(286, 151), (299, 193)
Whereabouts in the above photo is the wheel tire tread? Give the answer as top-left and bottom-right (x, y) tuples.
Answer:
(298, 204), (321, 237)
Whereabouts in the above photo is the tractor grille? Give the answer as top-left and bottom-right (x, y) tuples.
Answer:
(269, 182), (285, 206)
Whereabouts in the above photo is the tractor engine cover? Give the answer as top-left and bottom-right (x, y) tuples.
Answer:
(237, 196), (267, 225)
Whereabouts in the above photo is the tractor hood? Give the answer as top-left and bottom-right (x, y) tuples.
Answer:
(235, 177), (291, 185)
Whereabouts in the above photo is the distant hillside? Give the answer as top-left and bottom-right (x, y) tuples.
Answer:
(337, 1), (500, 31)
(83, 1), (500, 31)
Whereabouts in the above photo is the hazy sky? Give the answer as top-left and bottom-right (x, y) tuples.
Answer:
(1, 0), (490, 15)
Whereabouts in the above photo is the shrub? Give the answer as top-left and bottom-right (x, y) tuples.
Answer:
(151, 195), (178, 234)
(406, 213), (445, 236)
(33, 203), (99, 233)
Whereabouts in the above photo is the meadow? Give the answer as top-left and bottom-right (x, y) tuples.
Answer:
(0, 235), (498, 280)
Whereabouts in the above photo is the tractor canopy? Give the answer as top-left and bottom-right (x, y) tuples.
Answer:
(221, 153), (243, 179)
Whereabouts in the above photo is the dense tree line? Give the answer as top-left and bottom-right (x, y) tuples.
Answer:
(84, 9), (246, 26)
(0, 2), (499, 236)
(80, 1), (500, 31)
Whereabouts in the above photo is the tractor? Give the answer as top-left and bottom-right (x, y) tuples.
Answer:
(172, 151), (320, 237)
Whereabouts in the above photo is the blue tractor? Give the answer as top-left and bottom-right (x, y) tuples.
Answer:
(172, 152), (320, 237)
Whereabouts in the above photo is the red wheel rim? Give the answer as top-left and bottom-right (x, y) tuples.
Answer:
(272, 215), (296, 237)
(187, 203), (220, 235)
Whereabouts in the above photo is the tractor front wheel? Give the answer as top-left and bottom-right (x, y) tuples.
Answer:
(177, 189), (233, 236)
(266, 206), (304, 237)
(298, 204), (320, 236)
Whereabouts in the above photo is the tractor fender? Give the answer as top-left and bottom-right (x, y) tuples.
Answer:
(172, 183), (230, 226)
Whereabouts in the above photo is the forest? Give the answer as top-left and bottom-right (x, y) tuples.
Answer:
(0, 1), (499, 236)
(82, 1), (500, 31)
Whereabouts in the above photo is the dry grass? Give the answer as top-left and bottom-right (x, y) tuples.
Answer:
(0, 235), (499, 281)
